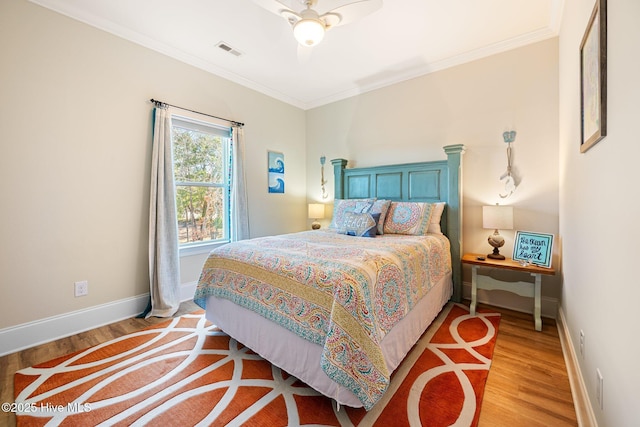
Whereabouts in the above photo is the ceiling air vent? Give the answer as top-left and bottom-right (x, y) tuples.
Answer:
(216, 41), (243, 57)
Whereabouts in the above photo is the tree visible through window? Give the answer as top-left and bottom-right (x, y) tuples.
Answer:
(172, 116), (230, 246)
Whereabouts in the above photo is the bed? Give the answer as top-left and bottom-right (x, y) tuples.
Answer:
(193, 144), (465, 410)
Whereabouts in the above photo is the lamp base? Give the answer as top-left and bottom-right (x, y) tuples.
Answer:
(311, 221), (321, 230)
(487, 230), (506, 260)
(487, 251), (506, 260)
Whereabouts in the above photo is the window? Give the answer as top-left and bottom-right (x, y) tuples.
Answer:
(171, 116), (231, 248)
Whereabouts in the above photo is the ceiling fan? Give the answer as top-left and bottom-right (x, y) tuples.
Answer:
(253, 0), (383, 47)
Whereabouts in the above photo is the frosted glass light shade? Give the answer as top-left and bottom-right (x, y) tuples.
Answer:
(482, 205), (513, 230)
(294, 19), (325, 46)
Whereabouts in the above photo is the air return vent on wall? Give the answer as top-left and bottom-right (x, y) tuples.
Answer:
(216, 41), (243, 57)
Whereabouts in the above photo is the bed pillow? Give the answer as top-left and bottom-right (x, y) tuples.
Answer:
(427, 202), (446, 234)
(339, 212), (381, 238)
(383, 202), (434, 235)
(329, 199), (375, 229)
(369, 199), (392, 235)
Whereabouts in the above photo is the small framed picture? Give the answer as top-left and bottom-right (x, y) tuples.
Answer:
(513, 231), (554, 268)
(267, 150), (285, 194)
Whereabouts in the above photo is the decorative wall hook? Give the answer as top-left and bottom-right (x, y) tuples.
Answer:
(499, 131), (517, 198)
(503, 130), (516, 143)
(320, 156), (328, 199)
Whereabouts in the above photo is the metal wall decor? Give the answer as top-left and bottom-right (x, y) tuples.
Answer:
(499, 130), (517, 199)
(320, 155), (328, 199)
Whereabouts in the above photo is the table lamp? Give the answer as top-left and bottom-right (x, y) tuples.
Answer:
(308, 203), (325, 230)
(482, 204), (513, 260)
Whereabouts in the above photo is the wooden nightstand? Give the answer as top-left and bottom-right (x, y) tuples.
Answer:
(462, 253), (556, 331)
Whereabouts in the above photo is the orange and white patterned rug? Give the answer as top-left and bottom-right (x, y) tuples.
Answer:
(14, 303), (500, 426)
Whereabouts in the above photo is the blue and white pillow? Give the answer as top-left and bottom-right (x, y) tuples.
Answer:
(339, 212), (381, 238)
(383, 202), (434, 235)
(329, 199), (375, 230)
(369, 199), (391, 235)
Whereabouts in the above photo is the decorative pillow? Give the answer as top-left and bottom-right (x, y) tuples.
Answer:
(339, 212), (381, 238)
(383, 202), (434, 235)
(369, 199), (392, 235)
(329, 199), (375, 229)
(427, 202), (446, 234)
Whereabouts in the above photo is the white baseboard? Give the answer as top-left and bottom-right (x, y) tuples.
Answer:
(462, 281), (558, 319)
(0, 281), (198, 357)
(557, 307), (598, 427)
(0, 294), (150, 357)
(181, 280), (198, 303)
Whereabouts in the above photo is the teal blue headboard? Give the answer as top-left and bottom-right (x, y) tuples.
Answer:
(331, 144), (465, 302)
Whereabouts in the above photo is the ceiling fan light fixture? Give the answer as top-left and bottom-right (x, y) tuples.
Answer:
(293, 17), (325, 46)
(260, 0), (381, 47)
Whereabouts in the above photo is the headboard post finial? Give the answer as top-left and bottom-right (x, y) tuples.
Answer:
(331, 159), (348, 199)
(443, 144), (465, 157)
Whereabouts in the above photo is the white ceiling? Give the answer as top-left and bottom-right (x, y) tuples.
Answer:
(29, 0), (564, 110)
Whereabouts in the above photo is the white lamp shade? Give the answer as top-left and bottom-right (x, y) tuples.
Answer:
(482, 205), (513, 230)
(308, 203), (325, 219)
(294, 19), (325, 46)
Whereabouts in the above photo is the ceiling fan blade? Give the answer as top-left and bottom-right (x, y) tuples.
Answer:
(253, 0), (296, 16)
(326, 0), (382, 26)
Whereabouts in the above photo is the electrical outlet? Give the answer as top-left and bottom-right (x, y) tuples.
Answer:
(596, 369), (604, 410)
(74, 280), (89, 297)
(579, 330), (585, 357)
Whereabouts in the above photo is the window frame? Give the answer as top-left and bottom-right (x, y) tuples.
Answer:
(171, 114), (232, 256)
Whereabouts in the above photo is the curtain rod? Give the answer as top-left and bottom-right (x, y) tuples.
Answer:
(150, 98), (244, 127)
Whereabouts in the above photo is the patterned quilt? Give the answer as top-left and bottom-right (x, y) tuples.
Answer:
(193, 230), (451, 410)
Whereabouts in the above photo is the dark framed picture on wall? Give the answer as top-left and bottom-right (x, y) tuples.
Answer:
(579, 0), (607, 153)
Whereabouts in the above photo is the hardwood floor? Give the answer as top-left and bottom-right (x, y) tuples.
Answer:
(474, 302), (578, 427)
(0, 301), (577, 426)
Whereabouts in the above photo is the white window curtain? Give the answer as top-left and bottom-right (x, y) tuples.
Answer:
(231, 125), (250, 241)
(147, 106), (180, 318)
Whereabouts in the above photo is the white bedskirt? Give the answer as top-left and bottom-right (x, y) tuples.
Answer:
(204, 271), (452, 408)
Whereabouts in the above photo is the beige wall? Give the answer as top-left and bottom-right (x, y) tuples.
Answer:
(306, 38), (561, 307)
(0, 0), (306, 329)
(559, 1), (640, 425)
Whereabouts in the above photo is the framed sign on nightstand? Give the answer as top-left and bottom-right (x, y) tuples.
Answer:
(513, 231), (554, 268)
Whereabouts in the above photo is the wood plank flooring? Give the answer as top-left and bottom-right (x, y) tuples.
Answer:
(0, 301), (577, 426)
(475, 302), (578, 427)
